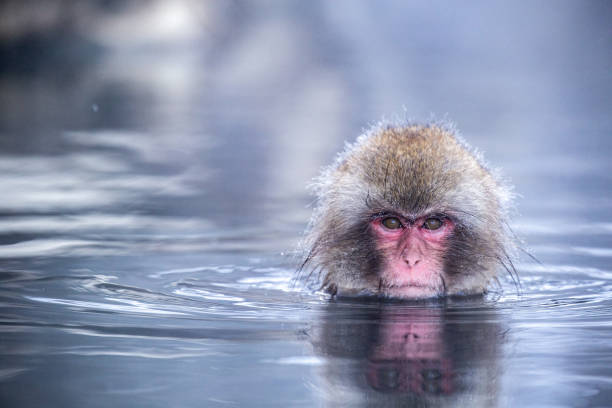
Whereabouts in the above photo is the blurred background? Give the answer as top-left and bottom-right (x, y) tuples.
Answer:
(0, 1), (611, 407)
(1, 0), (610, 236)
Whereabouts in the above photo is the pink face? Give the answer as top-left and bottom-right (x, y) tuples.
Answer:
(371, 213), (454, 298)
(366, 309), (454, 394)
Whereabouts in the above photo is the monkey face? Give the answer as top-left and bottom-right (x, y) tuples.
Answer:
(370, 213), (454, 298)
(302, 124), (514, 299)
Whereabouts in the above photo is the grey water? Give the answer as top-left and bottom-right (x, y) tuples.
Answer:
(0, 1), (611, 407)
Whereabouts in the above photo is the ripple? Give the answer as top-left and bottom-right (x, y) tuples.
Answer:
(0, 214), (210, 235)
(572, 247), (612, 257)
(24, 296), (189, 316)
(55, 346), (214, 359)
(149, 264), (249, 278)
(173, 287), (244, 302)
(262, 356), (325, 366)
(514, 220), (612, 236)
(522, 245), (612, 258)
(0, 233), (290, 257)
(0, 129), (206, 212)
(237, 269), (296, 292)
(518, 263), (612, 280)
(0, 239), (127, 258)
(0, 368), (28, 381)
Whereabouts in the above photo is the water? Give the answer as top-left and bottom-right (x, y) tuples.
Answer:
(1, 1), (611, 407)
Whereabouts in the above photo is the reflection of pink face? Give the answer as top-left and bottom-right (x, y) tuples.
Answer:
(371, 215), (454, 298)
(367, 310), (454, 395)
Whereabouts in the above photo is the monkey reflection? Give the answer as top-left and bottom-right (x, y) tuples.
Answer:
(310, 301), (504, 407)
(366, 310), (453, 395)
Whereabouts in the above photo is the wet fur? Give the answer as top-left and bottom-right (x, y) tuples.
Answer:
(299, 121), (516, 297)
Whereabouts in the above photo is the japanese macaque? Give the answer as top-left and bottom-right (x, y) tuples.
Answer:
(300, 122), (516, 299)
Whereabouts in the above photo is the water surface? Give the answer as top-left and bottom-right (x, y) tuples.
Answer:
(0, 1), (611, 407)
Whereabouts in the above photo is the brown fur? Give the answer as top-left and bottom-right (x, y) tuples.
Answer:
(300, 122), (516, 298)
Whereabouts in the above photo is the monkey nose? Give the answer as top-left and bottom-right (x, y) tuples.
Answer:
(402, 249), (422, 268)
(404, 258), (421, 267)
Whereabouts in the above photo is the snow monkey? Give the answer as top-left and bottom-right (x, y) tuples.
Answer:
(300, 122), (517, 299)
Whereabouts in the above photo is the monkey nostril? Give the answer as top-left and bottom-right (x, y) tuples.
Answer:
(404, 258), (421, 267)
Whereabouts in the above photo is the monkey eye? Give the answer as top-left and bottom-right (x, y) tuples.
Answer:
(381, 217), (402, 230)
(422, 217), (443, 230)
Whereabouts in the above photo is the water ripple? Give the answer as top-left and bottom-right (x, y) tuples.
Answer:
(24, 296), (189, 316)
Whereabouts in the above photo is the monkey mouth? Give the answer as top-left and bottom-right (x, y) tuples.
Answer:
(385, 283), (430, 289)
(378, 279), (444, 299)
(379, 278), (438, 290)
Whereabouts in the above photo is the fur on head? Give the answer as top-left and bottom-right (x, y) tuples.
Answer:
(299, 121), (517, 298)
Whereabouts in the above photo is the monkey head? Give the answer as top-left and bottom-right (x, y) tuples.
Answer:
(300, 123), (515, 299)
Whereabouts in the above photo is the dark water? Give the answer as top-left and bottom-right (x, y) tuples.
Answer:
(1, 1), (611, 407)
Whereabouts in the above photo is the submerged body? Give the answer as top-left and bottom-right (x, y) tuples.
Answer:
(301, 123), (515, 299)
